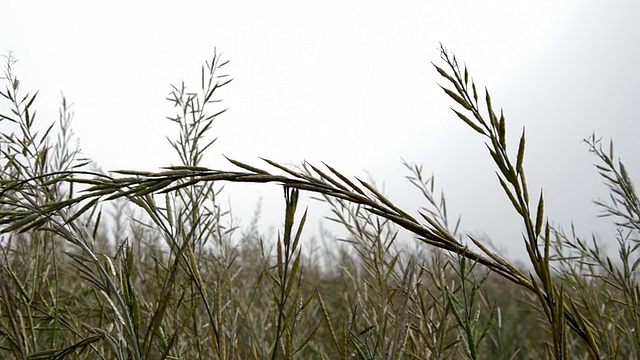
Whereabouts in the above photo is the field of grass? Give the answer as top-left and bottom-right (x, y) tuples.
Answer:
(0, 45), (638, 359)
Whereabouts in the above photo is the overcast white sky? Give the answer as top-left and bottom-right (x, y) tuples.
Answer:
(1, 1), (639, 260)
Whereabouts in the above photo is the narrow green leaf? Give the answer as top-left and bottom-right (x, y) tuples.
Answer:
(285, 251), (302, 295)
(543, 223), (551, 286)
(307, 164), (349, 192)
(316, 291), (340, 353)
(452, 108), (486, 135)
(516, 129), (526, 174)
(293, 320), (323, 356)
(277, 236), (283, 279)
(104, 179), (164, 200)
(632, 256), (640, 273)
(472, 82), (478, 104)
(291, 209), (307, 252)
(535, 191), (544, 236)
(323, 162), (366, 195)
(441, 86), (472, 111)
(158, 179), (201, 194)
(520, 168), (530, 207)
(357, 178), (399, 214)
(594, 164), (611, 173)
(433, 64), (455, 83)
(91, 209), (102, 239)
(446, 290), (464, 325)
(133, 179), (175, 197)
(262, 158), (312, 181)
(485, 88), (498, 127)
(165, 193), (174, 228)
(24, 91), (38, 110)
(40, 175), (70, 187)
(619, 161), (631, 183)
(498, 110), (506, 147)
(225, 156), (270, 175)
(62, 198), (99, 226)
(497, 174), (523, 216)
(609, 139), (614, 159)
(464, 66), (469, 85)
(487, 146), (510, 179)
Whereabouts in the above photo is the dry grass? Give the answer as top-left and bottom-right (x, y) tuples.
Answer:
(0, 45), (637, 359)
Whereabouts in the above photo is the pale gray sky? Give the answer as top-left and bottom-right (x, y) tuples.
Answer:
(1, 1), (639, 260)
